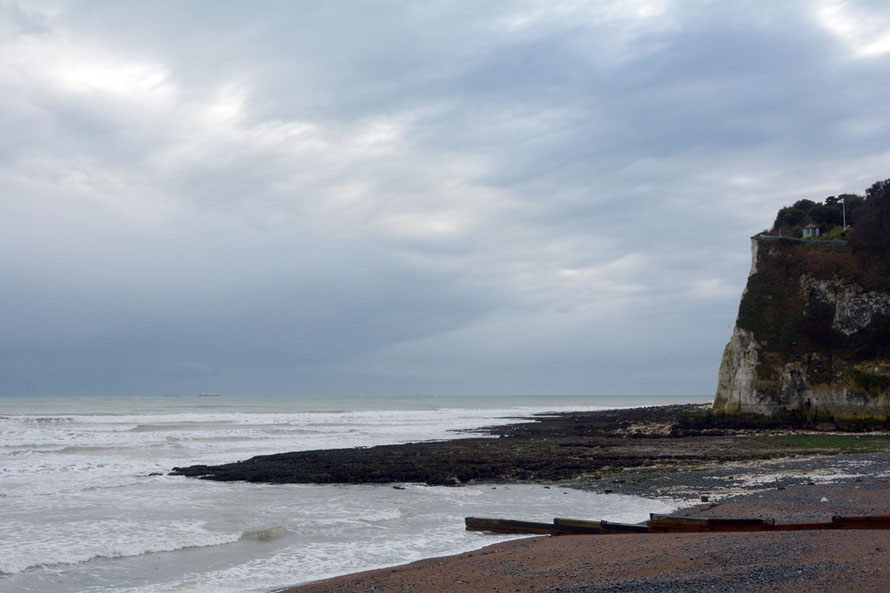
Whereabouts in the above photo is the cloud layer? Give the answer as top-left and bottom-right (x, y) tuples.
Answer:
(2, 0), (889, 396)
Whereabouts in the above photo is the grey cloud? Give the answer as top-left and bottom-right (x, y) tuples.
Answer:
(2, 0), (890, 396)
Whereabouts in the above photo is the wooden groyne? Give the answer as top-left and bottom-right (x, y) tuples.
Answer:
(465, 514), (890, 536)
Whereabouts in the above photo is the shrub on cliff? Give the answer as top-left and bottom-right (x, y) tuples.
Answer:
(809, 203), (843, 226)
(852, 178), (890, 252)
(772, 207), (807, 231)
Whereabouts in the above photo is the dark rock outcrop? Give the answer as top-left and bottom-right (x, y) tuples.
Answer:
(170, 404), (734, 485)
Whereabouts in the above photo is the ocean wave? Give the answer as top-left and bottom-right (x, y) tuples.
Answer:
(239, 525), (290, 541)
(58, 445), (130, 454)
(362, 507), (403, 522)
(0, 446), (67, 455)
(0, 521), (240, 575)
(22, 416), (76, 424)
(164, 435), (256, 443)
(300, 507), (403, 530)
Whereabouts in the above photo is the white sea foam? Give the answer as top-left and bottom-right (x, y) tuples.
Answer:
(0, 394), (694, 593)
(1, 407), (547, 454)
(0, 518), (240, 575)
(0, 401), (616, 500)
(96, 485), (675, 593)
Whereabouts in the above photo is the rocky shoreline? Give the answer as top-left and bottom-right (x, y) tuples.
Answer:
(169, 403), (890, 593)
(171, 404), (890, 491)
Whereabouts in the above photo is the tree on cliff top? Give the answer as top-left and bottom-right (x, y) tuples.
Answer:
(852, 178), (890, 251)
(771, 189), (867, 234)
(772, 206), (807, 231)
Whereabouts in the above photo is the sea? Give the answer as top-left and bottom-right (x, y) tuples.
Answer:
(0, 394), (707, 593)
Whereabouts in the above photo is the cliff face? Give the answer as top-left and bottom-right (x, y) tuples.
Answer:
(713, 237), (890, 419)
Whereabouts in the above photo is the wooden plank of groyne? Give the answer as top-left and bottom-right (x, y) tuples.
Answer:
(771, 522), (836, 531)
(647, 515), (710, 532)
(649, 514), (709, 524)
(467, 515), (890, 537)
(553, 518), (602, 533)
(648, 515), (777, 532)
(598, 520), (650, 533)
(705, 518), (777, 532)
(832, 515), (890, 529)
(707, 518), (776, 526)
(465, 517), (560, 534)
(647, 522), (707, 532)
(465, 517), (598, 535)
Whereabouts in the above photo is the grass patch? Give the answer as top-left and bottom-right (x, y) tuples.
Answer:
(769, 433), (890, 454)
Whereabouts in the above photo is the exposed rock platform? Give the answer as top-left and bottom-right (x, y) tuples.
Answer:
(171, 404), (890, 486)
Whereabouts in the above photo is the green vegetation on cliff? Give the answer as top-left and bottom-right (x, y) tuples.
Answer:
(738, 178), (890, 372)
(772, 195), (862, 235)
(769, 178), (890, 250)
(737, 241), (890, 371)
(852, 178), (890, 252)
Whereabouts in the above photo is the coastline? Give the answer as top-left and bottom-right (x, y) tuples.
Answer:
(275, 462), (890, 593)
(11, 396), (890, 592)
(233, 404), (890, 593)
(6, 397), (690, 593)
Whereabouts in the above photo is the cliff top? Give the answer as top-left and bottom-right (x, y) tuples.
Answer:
(766, 178), (890, 250)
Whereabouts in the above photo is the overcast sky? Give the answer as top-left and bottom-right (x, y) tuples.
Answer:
(2, 0), (889, 397)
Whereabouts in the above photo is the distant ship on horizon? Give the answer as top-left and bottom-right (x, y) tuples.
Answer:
(198, 393), (221, 397)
